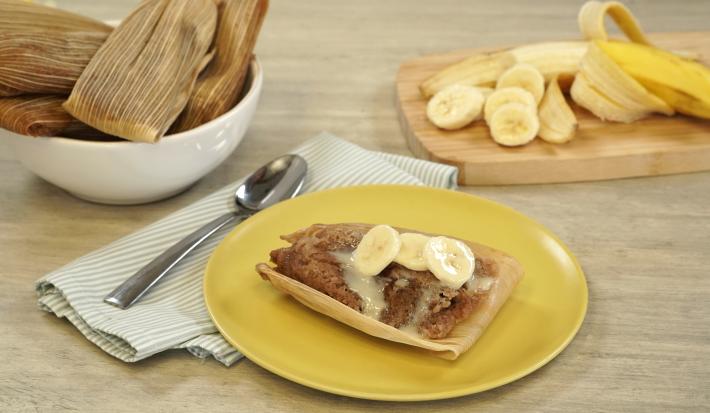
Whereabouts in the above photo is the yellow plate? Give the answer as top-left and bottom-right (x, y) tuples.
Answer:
(204, 185), (587, 401)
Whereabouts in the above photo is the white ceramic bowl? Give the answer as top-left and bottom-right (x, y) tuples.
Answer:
(4, 58), (263, 205)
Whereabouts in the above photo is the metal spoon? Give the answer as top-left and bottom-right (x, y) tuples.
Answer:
(104, 154), (308, 309)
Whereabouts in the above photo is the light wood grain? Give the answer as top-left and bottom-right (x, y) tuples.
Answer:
(396, 32), (710, 185)
(1, 1), (709, 412)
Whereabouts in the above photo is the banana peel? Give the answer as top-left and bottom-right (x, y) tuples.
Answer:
(596, 40), (710, 119)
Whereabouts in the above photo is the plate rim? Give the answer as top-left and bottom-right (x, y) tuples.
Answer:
(204, 184), (588, 401)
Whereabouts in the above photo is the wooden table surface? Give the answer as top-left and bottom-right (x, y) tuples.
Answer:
(1, 0), (709, 411)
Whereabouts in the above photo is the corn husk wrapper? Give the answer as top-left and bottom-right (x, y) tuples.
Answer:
(63, 0), (217, 143)
(256, 226), (524, 360)
(0, 96), (114, 140)
(0, 0), (112, 33)
(0, 31), (107, 97)
(171, 0), (268, 132)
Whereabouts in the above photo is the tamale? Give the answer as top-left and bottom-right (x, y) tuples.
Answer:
(171, 0), (268, 133)
(0, 0), (112, 33)
(0, 96), (114, 139)
(0, 31), (107, 97)
(63, 0), (217, 143)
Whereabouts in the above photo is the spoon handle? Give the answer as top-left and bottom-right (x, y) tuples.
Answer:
(104, 211), (244, 309)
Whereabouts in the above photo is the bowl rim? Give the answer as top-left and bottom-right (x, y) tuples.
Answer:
(27, 56), (263, 147)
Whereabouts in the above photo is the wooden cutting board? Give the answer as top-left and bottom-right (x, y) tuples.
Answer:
(396, 32), (710, 185)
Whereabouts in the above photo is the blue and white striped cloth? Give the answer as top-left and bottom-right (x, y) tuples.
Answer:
(36, 133), (458, 366)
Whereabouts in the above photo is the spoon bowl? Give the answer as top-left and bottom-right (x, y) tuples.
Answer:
(236, 154), (308, 212)
(104, 154), (308, 309)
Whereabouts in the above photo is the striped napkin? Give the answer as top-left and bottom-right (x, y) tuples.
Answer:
(36, 132), (458, 366)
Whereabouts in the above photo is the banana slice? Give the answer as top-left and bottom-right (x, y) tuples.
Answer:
(484, 87), (537, 124)
(353, 225), (401, 276)
(394, 233), (430, 271)
(423, 236), (475, 289)
(496, 63), (546, 104)
(426, 84), (485, 130)
(488, 102), (540, 146)
(538, 76), (578, 144)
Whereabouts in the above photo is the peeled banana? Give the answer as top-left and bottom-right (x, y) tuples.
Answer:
(539, 77), (578, 143)
(420, 52), (515, 98)
(423, 236), (475, 289)
(509, 41), (588, 85)
(488, 103), (539, 146)
(426, 84), (485, 130)
(484, 87), (536, 124)
(394, 233), (430, 271)
(353, 225), (401, 276)
(420, 42), (588, 98)
(352, 227), (477, 290)
(496, 63), (546, 104)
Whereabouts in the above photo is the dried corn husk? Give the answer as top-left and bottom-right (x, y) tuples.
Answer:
(256, 226), (524, 360)
(63, 0), (217, 143)
(0, 96), (113, 139)
(0, 31), (107, 97)
(171, 0), (268, 132)
(0, 0), (112, 33)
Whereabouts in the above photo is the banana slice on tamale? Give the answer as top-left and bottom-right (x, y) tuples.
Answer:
(0, 0), (112, 33)
(171, 0), (268, 132)
(0, 31), (107, 97)
(63, 0), (217, 143)
(0, 96), (113, 139)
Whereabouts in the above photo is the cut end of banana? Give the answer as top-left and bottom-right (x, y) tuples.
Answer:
(489, 102), (540, 146)
(353, 225), (401, 277)
(484, 87), (537, 124)
(496, 63), (546, 104)
(423, 236), (475, 290)
(394, 233), (430, 271)
(426, 84), (485, 130)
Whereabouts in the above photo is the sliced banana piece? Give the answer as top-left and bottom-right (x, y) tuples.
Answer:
(496, 63), (546, 104)
(353, 225), (401, 276)
(484, 87), (537, 124)
(426, 84), (485, 130)
(538, 76), (578, 143)
(423, 236), (475, 289)
(394, 233), (430, 271)
(488, 102), (540, 146)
